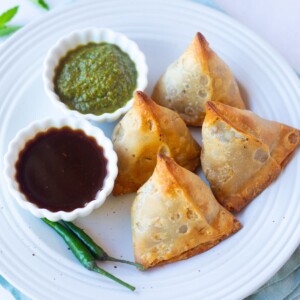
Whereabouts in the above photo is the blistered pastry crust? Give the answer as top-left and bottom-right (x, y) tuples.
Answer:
(152, 32), (245, 126)
(132, 156), (241, 269)
(112, 91), (201, 195)
(201, 101), (300, 211)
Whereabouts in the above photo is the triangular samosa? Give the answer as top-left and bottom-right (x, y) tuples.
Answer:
(152, 32), (245, 126)
(132, 155), (241, 269)
(112, 91), (201, 195)
(201, 101), (300, 212)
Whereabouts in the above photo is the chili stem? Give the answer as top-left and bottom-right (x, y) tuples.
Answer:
(106, 256), (143, 269)
(41, 218), (135, 291)
(62, 221), (144, 270)
(93, 266), (135, 291)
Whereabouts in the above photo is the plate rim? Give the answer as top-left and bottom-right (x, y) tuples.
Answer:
(0, 1), (299, 299)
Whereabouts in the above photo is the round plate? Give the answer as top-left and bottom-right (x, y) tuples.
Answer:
(0, 1), (299, 299)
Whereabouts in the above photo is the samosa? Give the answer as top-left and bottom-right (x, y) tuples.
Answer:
(201, 101), (300, 212)
(152, 32), (245, 126)
(112, 91), (201, 195)
(132, 155), (241, 269)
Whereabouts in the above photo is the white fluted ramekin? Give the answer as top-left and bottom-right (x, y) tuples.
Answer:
(3, 117), (118, 221)
(43, 28), (148, 122)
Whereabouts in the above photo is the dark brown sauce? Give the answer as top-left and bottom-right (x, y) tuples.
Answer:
(15, 127), (107, 212)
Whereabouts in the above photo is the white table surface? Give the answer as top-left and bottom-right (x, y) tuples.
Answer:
(214, 0), (300, 73)
(0, 0), (299, 299)
(1, 0), (299, 73)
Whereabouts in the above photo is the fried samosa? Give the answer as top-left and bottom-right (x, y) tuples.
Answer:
(201, 101), (300, 212)
(152, 32), (245, 126)
(131, 155), (241, 269)
(112, 91), (201, 195)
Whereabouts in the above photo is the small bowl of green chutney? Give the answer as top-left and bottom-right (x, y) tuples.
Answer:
(43, 28), (148, 122)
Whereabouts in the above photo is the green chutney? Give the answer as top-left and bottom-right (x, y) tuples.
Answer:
(54, 42), (137, 115)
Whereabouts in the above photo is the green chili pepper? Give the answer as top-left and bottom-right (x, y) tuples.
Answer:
(41, 218), (135, 291)
(62, 221), (144, 270)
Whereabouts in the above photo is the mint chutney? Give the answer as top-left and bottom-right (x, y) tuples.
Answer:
(54, 42), (137, 115)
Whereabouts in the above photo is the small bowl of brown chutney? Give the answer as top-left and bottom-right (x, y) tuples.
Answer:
(4, 117), (117, 221)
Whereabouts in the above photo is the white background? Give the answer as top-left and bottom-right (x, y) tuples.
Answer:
(0, 0), (299, 73)
(214, 0), (300, 73)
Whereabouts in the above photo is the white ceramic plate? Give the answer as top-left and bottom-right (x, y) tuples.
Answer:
(0, 1), (299, 299)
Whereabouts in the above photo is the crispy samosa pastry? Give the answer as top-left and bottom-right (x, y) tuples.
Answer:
(152, 32), (245, 126)
(201, 101), (300, 212)
(132, 155), (241, 269)
(112, 91), (201, 195)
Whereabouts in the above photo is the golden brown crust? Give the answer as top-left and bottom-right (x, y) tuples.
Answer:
(151, 32), (245, 126)
(132, 155), (241, 269)
(112, 91), (201, 195)
(152, 218), (241, 267)
(201, 101), (300, 212)
(193, 32), (210, 74)
(218, 160), (281, 212)
(272, 125), (300, 168)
